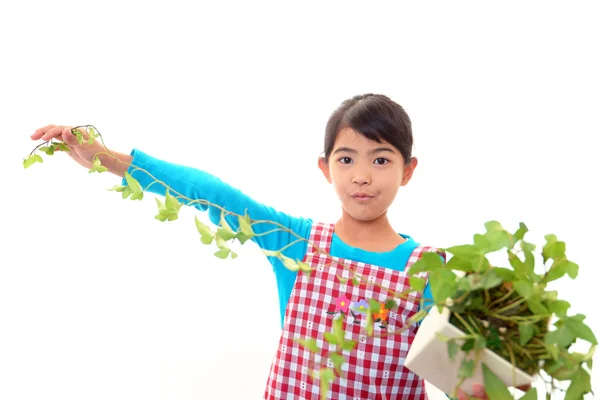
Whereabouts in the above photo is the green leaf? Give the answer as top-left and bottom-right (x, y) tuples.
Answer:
(341, 340), (357, 351)
(366, 309), (373, 336)
(461, 339), (475, 352)
(56, 142), (70, 152)
(154, 197), (178, 221)
(474, 334), (487, 350)
(547, 299), (570, 318)
(445, 255), (479, 272)
(407, 252), (443, 275)
(446, 252), (490, 273)
(329, 353), (345, 375)
(238, 212), (254, 237)
(409, 276), (426, 292)
(544, 259), (579, 283)
(294, 338), (319, 353)
(563, 316), (598, 345)
(123, 172), (143, 200)
(262, 249), (280, 258)
(543, 357), (576, 379)
(319, 368), (335, 400)
(493, 267), (516, 282)
(519, 323), (535, 346)
(447, 340), (458, 361)
(109, 184), (126, 193)
(215, 231), (229, 250)
(194, 216), (214, 245)
(217, 212), (237, 240)
(280, 255), (300, 272)
(368, 299), (380, 314)
(71, 128), (84, 145)
(384, 299), (397, 311)
(333, 315), (345, 344)
(523, 250), (535, 278)
(480, 270), (503, 289)
(298, 261), (312, 273)
(214, 248), (230, 259)
(236, 231), (252, 245)
(89, 156), (108, 173)
(165, 189), (182, 213)
(216, 227), (236, 242)
(484, 220), (504, 233)
(88, 125), (99, 138)
(475, 221), (513, 253)
(121, 186), (132, 199)
(513, 222), (528, 242)
(508, 251), (524, 275)
(482, 363), (513, 400)
(324, 332), (338, 345)
(446, 244), (483, 258)
(336, 275), (348, 284)
(545, 325), (576, 348)
(565, 368), (592, 400)
(23, 155), (37, 168)
(542, 234), (566, 263)
(518, 388), (537, 400)
(429, 269), (458, 306)
(513, 280), (534, 299)
(544, 342), (559, 360)
(526, 298), (549, 315)
(542, 290), (558, 302)
(39, 145), (55, 155)
(520, 240), (536, 253)
(458, 359), (475, 379)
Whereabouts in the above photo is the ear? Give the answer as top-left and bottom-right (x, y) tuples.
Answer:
(318, 157), (332, 184)
(400, 157), (418, 186)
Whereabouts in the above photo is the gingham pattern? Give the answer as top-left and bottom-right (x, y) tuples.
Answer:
(265, 222), (440, 400)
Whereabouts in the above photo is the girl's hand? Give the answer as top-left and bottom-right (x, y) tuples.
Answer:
(457, 383), (532, 400)
(30, 124), (104, 170)
(457, 384), (486, 400)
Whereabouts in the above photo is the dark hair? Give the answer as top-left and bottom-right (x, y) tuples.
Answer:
(323, 93), (413, 165)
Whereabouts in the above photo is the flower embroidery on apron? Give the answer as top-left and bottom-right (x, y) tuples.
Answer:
(265, 222), (442, 399)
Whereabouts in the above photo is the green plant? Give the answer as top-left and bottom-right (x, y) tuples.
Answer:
(25, 125), (596, 400)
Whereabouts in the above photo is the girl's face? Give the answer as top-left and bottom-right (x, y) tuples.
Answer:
(318, 127), (417, 223)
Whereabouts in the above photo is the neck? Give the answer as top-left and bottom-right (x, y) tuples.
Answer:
(334, 210), (405, 252)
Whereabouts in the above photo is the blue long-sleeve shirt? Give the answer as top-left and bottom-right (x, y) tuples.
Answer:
(122, 149), (434, 328)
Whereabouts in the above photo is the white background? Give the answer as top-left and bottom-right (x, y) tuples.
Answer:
(1, 1), (599, 399)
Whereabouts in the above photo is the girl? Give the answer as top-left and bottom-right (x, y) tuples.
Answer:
(30, 94), (485, 399)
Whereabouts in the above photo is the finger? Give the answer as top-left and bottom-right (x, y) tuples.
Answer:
(31, 124), (56, 140)
(457, 389), (469, 400)
(41, 125), (72, 142)
(472, 383), (487, 398)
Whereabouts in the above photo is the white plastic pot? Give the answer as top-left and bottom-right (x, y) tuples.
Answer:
(404, 305), (535, 396)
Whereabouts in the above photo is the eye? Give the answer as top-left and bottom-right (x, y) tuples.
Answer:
(338, 157), (353, 164)
(374, 158), (389, 165)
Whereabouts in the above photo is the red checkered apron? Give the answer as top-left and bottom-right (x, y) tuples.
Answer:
(265, 222), (439, 399)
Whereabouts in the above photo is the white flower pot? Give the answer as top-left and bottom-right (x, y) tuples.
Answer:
(404, 305), (535, 396)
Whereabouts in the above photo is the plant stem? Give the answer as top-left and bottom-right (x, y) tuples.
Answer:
(494, 297), (527, 315)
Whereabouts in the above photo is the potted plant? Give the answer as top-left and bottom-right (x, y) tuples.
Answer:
(403, 222), (597, 399)
(24, 126), (596, 399)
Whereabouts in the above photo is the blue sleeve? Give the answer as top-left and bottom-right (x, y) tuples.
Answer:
(121, 149), (311, 258)
(423, 282), (434, 310)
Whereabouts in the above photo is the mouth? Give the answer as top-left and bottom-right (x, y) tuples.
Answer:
(351, 193), (375, 201)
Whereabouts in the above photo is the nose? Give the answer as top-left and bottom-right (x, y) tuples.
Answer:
(352, 166), (371, 185)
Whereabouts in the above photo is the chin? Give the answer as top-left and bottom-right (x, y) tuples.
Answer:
(343, 207), (386, 222)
